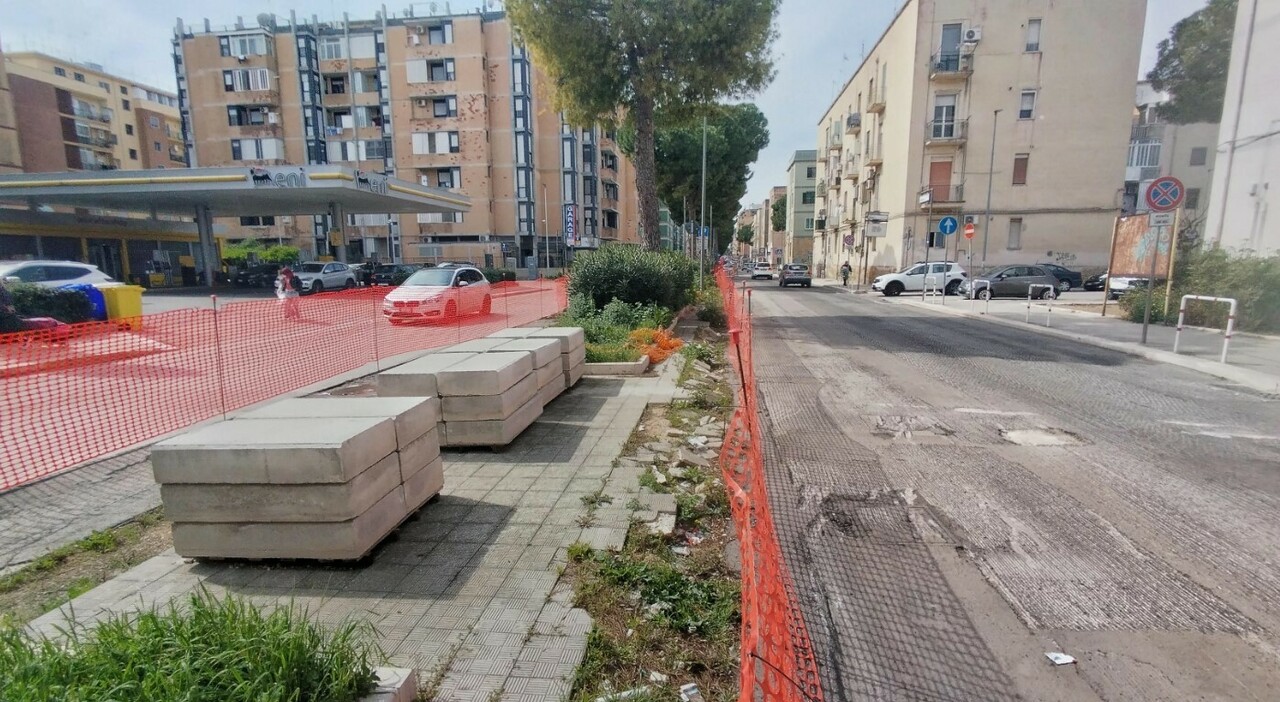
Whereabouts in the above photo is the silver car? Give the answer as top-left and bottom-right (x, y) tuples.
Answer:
(292, 261), (358, 294)
(0, 260), (117, 288)
(961, 265), (1060, 300)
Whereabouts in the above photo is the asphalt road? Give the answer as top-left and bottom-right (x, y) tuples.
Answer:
(745, 277), (1280, 701)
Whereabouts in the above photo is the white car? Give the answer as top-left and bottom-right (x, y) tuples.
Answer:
(382, 265), (493, 324)
(751, 263), (774, 280)
(292, 261), (358, 294)
(872, 261), (967, 296)
(1106, 275), (1149, 300)
(0, 260), (117, 288)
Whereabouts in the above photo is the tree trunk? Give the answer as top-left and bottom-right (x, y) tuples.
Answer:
(631, 93), (661, 251)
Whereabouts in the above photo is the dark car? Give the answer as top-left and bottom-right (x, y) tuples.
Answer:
(233, 263), (281, 288)
(960, 265), (1060, 300)
(779, 263), (812, 288)
(1036, 263), (1083, 292)
(372, 264), (420, 286)
(1083, 272), (1107, 291)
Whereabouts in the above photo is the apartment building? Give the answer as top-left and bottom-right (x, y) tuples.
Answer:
(784, 150), (817, 264)
(813, 0), (1146, 282)
(6, 53), (185, 174)
(1124, 81), (1218, 245)
(1205, 0), (1278, 256)
(0, 38), (22, 174)
(173, 10), (640, 265)
(736, 207), (758, 258)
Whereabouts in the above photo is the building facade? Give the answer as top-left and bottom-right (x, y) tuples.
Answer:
(1204, 0), (1278, 256)
(173, 10), (640, 266)
(784, 150), (817, 264)
(813, 0), (1146, 282)
(1124, 81), (1219, 246)
(0, 38), (22, 174)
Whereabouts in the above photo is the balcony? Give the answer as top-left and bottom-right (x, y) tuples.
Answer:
(867, 89), (885, 114)
(73, 132), (118, 149)
(925, 119), (968, 146)
(845, 113), (862, 134)
(71, 105), (113, 123)
(929, 52), (973, 81)
(827, 133), (843, 153)
(919, 184), (965, 209)
(866, 148), (884, 169)
(826, 177), (840, 192)
(842, 158), (860, 181)
(816, 179), (826, 192)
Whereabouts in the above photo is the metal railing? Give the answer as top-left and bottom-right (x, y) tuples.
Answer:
(1026, 284), (1056, 326)
(845, 113), (862, 133)
(927, 119), (969, 141)
(1173, 295), (1237, 363)
(930, 52), (973, 75)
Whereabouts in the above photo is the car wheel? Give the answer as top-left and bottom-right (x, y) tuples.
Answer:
(977, 288), (992, 301)
(945, 280), (961, 296)
(444, 301), (458, 320)
(481, 295), (492, 315)
(885, 281), (904, 297)
(345, 278), (356, 289)
(311, 281), (324, 294)
(1057, 279), (1071, 293)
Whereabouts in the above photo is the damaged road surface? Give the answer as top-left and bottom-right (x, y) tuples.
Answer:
(749, 282), (1280, 701)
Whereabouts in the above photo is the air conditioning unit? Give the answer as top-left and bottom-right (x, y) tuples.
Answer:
(415, 97), (430, 107)
(266, 111), (279, 125)
(963, 27), (982, 43)
(409, 34), (421, 46)
(236, 54), (249, 62)
(413, 25), (425, 34)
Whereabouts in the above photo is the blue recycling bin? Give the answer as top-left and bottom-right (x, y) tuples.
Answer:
(60, 283), (108, 321)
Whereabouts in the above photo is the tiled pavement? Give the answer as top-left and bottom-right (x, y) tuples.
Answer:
(26, 364), (682, 702)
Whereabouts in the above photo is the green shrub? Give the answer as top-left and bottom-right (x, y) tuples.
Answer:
(0, 588), (380, 701)
(585, 343), (643, 363)
(1118, 286), (1169, 325)
(259, 245), (301, 265)
(1122, 249), (1280, 332)
(569, 246), (697, 310)
(681, 342), (719, 365)
(481, 267), (517, 284)
(593, 555), (738, 636)
(5, 283), (93, 324)
(558, 293), (674, 345)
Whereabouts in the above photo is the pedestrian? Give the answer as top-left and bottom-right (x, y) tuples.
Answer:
(840, 261), (852, 287)
(276, 266), (302, 320)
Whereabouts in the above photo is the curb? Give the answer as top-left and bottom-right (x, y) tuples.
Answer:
(893, 297), (1280, 395)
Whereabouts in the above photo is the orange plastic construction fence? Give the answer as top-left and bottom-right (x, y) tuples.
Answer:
(0, 279), (568, 491)
(715, 266), (824, 702)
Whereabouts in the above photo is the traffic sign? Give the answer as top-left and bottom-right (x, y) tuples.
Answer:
(1146, 176), (1185, 212)
(963, 222), (976, 240)
(1149, 211), (1175, 228)
(701, 226), (710, 238)
(938, 216), (959, 236)
(842, 234), (855, 246)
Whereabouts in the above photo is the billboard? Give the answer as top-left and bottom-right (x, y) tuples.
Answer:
(564, 204), (577, 247)
(1109, 214), (1174, 277)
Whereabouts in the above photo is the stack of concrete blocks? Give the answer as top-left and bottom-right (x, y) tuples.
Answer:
(433, 350), (542, 447)
(488, 336), (566, 407)
(488, 327), (587, 390)
(375, 352), (477, 437)
(151, 395), (442, 560)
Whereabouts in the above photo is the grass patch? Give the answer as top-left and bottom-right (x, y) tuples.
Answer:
(637, 469), (671, 495)
(585, 343), (644, 364)
(0, 588), (382, 701)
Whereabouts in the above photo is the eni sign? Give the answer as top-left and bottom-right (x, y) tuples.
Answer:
(354, 170), (389, 195)
(249, 167), (307, 188)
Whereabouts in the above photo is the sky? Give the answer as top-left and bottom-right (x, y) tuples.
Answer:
(0, 0), (1208, 212)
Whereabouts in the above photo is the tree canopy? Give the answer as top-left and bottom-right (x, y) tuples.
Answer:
(736, 225), (755, 247)
(506, 0), (779, 250)
(1147, 0), (1237, 124)
(771, 195), (787, 232)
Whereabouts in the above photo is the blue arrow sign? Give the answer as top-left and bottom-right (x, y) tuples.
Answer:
(938, 216), (959, 236)
(702, 226), (710, 238)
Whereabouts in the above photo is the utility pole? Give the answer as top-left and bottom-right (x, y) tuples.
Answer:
(699, 115), (707, 290)
(542, 184), (551, 271)
(980, 109), (1001, 273)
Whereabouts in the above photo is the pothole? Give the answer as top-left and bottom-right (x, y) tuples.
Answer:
(872, 415), (955, 440)
(999, 427), (1083, 446)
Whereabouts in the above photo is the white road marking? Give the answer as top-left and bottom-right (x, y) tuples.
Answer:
(955, 408), (1037, 416)
(1189, 431), (1280, 442)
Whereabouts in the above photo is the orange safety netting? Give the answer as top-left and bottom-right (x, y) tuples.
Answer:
(715, 266), (825, 702)
(0, 279), (568, 491)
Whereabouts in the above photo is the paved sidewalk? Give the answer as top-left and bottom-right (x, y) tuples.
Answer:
(26, 365), (681, 702)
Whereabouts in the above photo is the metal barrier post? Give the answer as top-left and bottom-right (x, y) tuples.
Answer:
(971, 279), (991, 313)
(1173, 294), (1238, 363)
(747, 288), (753, 316)
(1027, 284), (1055, 325)
(211, 295), (228, 419)
(1173, 296), (1188, 354)
(1223, 299), (1237, 364)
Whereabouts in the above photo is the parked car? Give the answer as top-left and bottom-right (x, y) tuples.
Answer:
(371, 264), (420, 286)
(1083, 272), (1107, 292)
(779, 263), (812, 288)
(961, 265), (1060, 300)
(233, 263), (281, 288)
(382, 265), (493, 324)
(0, 260), (117, 288)
(350, 262), (375, 286)
(292, 261), (358, 294)
(872, 261), (967, 296)
(751, 262), (775, 280)
(1106, 275), (1151, 300)
(1036, 262), (1083, 292)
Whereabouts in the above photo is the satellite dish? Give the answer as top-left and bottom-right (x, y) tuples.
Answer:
(256, 13), (275, 29)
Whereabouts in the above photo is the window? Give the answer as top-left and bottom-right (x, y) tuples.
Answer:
(325, 75), (346, 94)
(153, 141), (161, 152)
(227, 105), (271, 126)
(120, 85), (128, 95)
(239, 216), (276, 226)
(1128, 140), (1162, 169)
(121, 99), (130, 111)
(98, 81), (109, 91)
(1019, 91), (1036, 119)
(222, 34), (270, 57)
(230, 138), (284, 161)
(1026, 19), (1042, 52)
(932, 94), (957, 136)
(411, 131), (460, 155)
(1190, 147), (1208, 166)
(128, 148), (138, 160)
(405, 58), (455, 83)
(805, 217), (815, 230)
(1186, 188), (1202, 210)
(1013, 154), (1029, 185)
(806, 166), (817, 179)
(148, 116), (160, 128)
(124, 124), (134, 136)
(73, 72), (85, 82)
(604, 182), (619, 200)
(603, 211), (619, 229)
(54, 66), (66, 77)
(362, 139), (388, 159)
(429, 59), (456, 82)
(1007, 218), (1023, 250)
(428, 22), (453, 45)
(319, 37), (344, 60)
(223, 68), (271, 92)
(433, 167), (461, 189)
(433, 96), (457, 118)
(801, 191), (816, 205)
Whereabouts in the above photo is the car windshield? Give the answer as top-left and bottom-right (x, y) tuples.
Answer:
(402, 269), (456, 287)
(296, 263), (325, 273)
(786, 265), (808, 271)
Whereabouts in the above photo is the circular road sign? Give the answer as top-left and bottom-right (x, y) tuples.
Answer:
(842, 234), (855, 246)
(964, 222), (976, 240)
(938, 216), (959, 236)
(1146, 176), (1185, 213)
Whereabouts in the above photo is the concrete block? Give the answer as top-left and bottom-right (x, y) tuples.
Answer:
(171, 485), (407, 560)
(404, 456), (444, 512)
(435, 351), (533, 396)
(566, 360), (585, 388)
(398, 427), (441, 482)
(152, 417), (397, 485)
(441, 337), (512, 353)
(561, 345), (587, 370)
(159, 452), (401, 523)
(490, 337), (562, 368)
(363, 667), (418, 702)
(527, 327), (586, 353)
(537, 359), (564, 389)
(443, 396), (542, 447)
(485, 327), (539, 339)
(376, 353), (475, 397)
(441, 372), (538, 421)
(583, 357), (649, 376)
(538, 379), (563, 408)
(237, 397), (439, 449)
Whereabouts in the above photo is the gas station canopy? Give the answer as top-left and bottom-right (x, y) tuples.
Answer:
(0, 165), (469, 284)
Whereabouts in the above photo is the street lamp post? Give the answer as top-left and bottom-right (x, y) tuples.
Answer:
(981, 109), (1002, 273)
